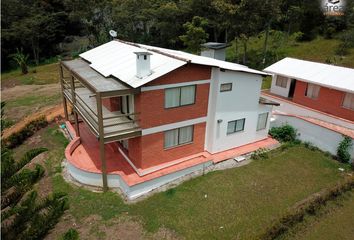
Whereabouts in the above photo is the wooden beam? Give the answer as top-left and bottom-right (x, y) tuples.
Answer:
(70, 75), (80, 137)
(96, 92), (108, 191)
(59, 63), (69, 121)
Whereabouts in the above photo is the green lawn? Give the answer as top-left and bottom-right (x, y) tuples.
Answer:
(1, 63), (59, 85)
(30, 125), (350, 239)
(283, 191), (354, 240)
(6, 93), (61, 108)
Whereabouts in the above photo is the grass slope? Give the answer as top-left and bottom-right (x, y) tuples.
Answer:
(33, 125), (348, 239)
(1, 63), (59, 86)
(284, 191), (354, 240)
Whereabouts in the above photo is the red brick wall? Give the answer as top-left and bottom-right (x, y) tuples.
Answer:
(135, 84), (209, 128)
(135, 63), (211, 129)
(293, 81), (354, 121)
(128, 122), (206, 169)
(127, 137), (142, 168)
(145, 64), (211, 86)
(125, 64), (211, 169)
(102, 97), (120, 112)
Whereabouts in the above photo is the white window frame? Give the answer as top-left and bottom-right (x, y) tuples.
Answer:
(165, 85), (196, 108)
(305, 83), (320, 99)
(275, 75), (288, 88)
(164, 125), (194, 149)
(220, 83), (232, 92)
(342, 92), (354, 110)
(257, 112), (269, 131)
(227, 118), (245, 135)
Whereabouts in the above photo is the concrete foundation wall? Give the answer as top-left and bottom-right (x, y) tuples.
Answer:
(67, 160), (213, 200)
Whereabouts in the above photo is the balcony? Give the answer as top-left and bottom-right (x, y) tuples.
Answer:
(60, 59), (141, 143)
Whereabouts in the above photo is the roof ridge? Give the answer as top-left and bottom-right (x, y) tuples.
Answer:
(283, 57), (354, 70)
(115, 39), (190, 63)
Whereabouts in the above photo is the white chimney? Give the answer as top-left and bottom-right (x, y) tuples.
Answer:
(134, 51), (152, 78)
(200, 42), (229, 61)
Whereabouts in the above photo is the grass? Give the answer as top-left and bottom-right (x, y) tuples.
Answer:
(1, 62), (59, 85)
(6, 93), (61, 108)
(283, 191), (354, 240)
(3, 93), (61, 123)
(35, 125), (349, 239)
(226, 35), (354, 70)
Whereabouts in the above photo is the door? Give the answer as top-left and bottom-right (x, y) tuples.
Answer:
(288, 79), (296, 98)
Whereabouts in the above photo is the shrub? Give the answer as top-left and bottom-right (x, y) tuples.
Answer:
(259, 177), (354, 240)
(62, 228), (79, 240)
(5, 116), (48, 148)
(336, 136), (353, 163)
(303, 141), (319, 151)
(269, 124), (297, 142)
(251, 148), (269, 160)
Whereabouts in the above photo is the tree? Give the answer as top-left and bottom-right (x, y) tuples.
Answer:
(9, 48), (29, 74)
(180, 16), (209, 53)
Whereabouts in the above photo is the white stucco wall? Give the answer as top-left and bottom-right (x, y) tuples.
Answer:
(270, 74), (291, 97)
(205, 68), (272, 153)
(271, 115), (354, 160)
(67, 160), (213, 200)
(201, 49), (226, 61)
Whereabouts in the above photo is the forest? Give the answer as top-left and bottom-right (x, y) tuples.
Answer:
(1, 0), (354, 71)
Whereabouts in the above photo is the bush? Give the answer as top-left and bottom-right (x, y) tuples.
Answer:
(269, 124), (297, 142)
(260, 176), (354, 240)
(251, 148), (269, 160)
(62, 228), (79, 240)
(336, 136), (352, 163)
(5, 116), (48, 148)
(303, 141), (319, 151)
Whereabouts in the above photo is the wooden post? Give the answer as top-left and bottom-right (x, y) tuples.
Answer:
(59, 64), (69, 121)
(70, 75), (80, 137)
(96, 92), (108, 191)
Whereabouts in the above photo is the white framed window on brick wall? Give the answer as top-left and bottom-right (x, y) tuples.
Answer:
(164, 125), (194, 149)
(220, 83), (232, 92)
(342, 92), (354, 110)
(227, 118), (245, 135)
(275, 75), (288, 88)
(165, 85), (196, 108)
(305, 83), (320, 99)
(257, 112), (269, 131)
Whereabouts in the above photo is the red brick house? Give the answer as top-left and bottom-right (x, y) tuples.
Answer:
(60, 40), (278, 199)
(265, 58), (354, 121)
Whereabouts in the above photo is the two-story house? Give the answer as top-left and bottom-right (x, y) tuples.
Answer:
(60, 40), (278, 199)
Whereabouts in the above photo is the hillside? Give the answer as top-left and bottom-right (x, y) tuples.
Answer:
(1, 37), (354, 125)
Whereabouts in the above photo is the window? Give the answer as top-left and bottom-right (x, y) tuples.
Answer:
(165, 85), (196, 108)
(275, 75), (288, 88)
(164, 125), (194, 148)
(305, 83), (320, 99)
(257, 112), (269, 131)
(227, 118), (245, 135)
(342, 93), (354, 110)
(220, 83), (232, 92)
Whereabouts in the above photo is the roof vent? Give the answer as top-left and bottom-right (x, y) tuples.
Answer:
(200, 42), (229, 61)
(134, 51), (152, 78)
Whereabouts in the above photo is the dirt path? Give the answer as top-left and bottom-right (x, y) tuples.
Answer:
(2, 103), (66, 139)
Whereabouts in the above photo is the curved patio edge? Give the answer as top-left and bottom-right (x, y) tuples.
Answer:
(65, 157), (212, 200)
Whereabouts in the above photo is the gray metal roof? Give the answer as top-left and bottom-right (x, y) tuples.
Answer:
(201, 42), (230, 50)
(63, 40), (269, 91)
(62, 58), (132, 93)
